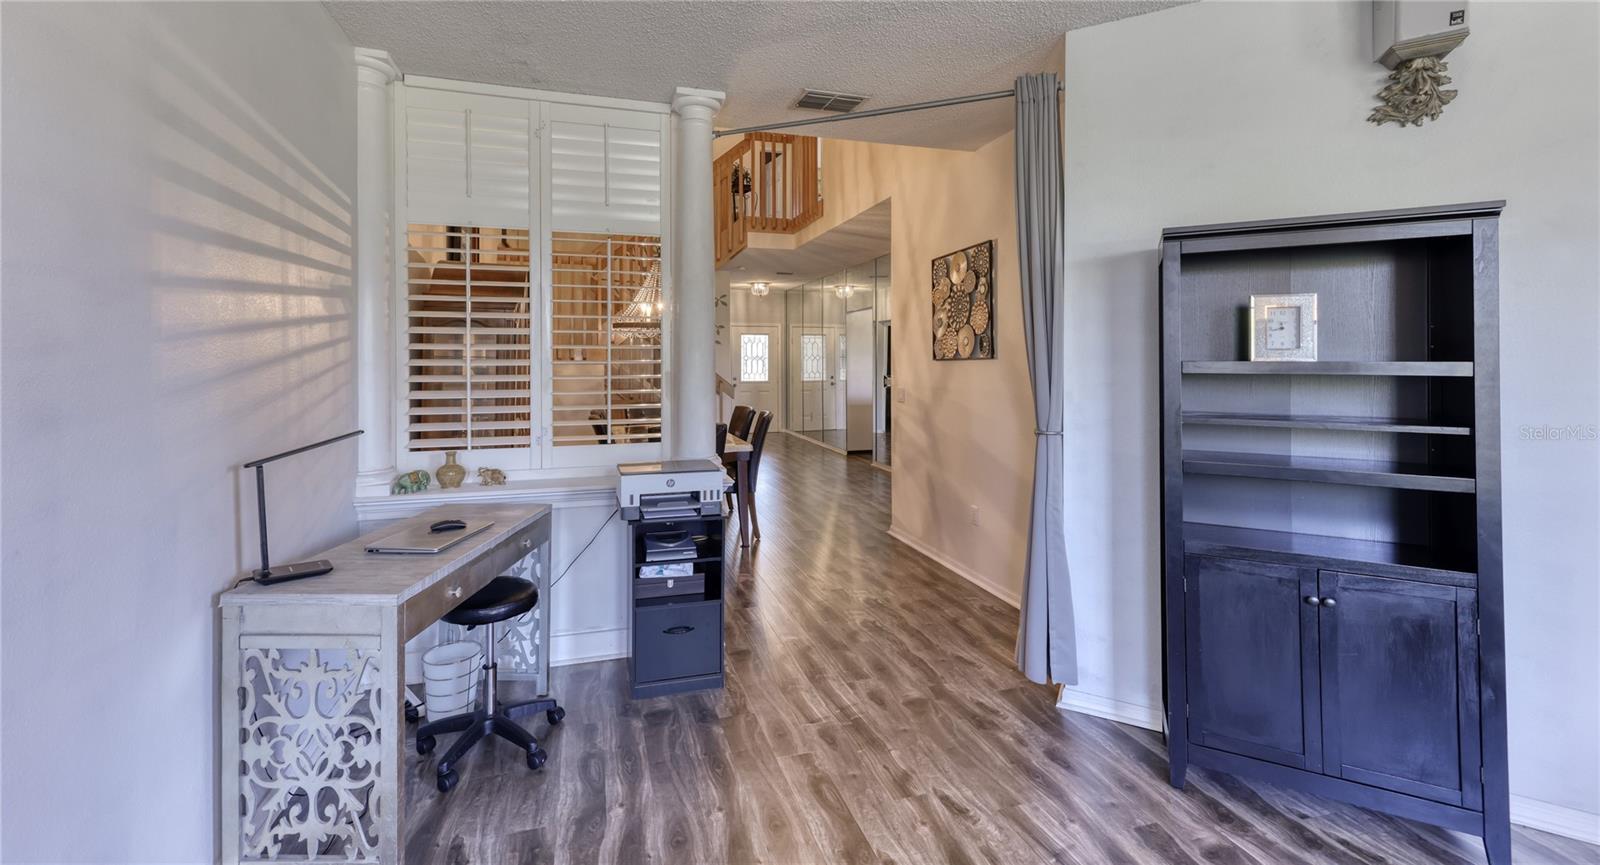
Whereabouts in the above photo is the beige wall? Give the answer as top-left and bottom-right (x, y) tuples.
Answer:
(804, 135), (1033, 604)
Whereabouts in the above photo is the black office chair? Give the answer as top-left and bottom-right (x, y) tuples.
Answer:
(728, 404), (755, 441)
(415, 576), (565, 793)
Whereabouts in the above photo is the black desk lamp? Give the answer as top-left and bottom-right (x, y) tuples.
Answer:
(244, 430), (363, 585)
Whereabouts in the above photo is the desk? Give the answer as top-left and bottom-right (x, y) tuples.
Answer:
(723, 432), (754, 547)
(218, 502), (552, 863)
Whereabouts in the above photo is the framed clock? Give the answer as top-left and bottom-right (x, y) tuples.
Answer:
(1249, 293), (1318, 361)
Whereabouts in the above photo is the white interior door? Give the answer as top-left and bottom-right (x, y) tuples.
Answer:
(790, 325), (830, 431)
(732, 325), (780, 428)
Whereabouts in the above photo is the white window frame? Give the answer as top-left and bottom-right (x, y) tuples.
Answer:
(389, 78), (673, 480)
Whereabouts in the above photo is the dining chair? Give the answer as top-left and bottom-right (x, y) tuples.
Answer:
(740, 410), (773, 542)
(728, 404), (754, 441)
(714, 422), (727, 462)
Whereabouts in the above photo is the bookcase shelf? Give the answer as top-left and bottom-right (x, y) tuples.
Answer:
(1181, 360), (1474, 377)
(1182, 449), (1476, 493)
(1181, 412), (1470, 436)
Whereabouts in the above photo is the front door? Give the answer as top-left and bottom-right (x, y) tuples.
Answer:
(732, 325), (780, 427)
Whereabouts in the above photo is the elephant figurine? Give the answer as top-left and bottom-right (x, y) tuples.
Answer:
(477, 467), (507, 486)
(391, 469), (431, 495)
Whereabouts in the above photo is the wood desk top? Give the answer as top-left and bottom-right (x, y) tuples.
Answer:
(221, 503), (550, 607)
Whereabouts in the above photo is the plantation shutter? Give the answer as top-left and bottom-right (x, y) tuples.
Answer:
(404, 90), (532, 228)
(548, 104), (664, 235)
(405, 226), (533, 452)
(550, 232), (663, 447)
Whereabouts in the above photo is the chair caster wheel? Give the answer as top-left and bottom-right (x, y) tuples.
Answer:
(405, 703), (420, 724)
(436, 769), (459, 793)
(547, 706), (566, 725)
(527, 748), (548, 771)
(416, 735), (436, 755)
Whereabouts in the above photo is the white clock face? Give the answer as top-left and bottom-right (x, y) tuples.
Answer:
(1265, 306), (1300, 350)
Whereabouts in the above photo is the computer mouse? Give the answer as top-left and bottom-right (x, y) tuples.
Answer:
(430, 519), (467, 533)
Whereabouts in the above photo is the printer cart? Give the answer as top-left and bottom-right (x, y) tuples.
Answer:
(627, 510), (725, 699)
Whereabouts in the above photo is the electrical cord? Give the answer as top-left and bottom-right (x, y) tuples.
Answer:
(551, 507), (620, 590)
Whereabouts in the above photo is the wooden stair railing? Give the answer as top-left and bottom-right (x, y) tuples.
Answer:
(714, 133), (823, 267)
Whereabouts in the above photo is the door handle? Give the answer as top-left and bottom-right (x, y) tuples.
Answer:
(1320, 597), (1337, 608)
(1303, 595), (1321, 606)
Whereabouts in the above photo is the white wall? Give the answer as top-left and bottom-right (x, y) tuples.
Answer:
(1, 4), (357, 861)
(1061, 0), (1600, 835)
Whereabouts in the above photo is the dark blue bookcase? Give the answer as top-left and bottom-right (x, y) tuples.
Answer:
(1159, 202), (1508, 863)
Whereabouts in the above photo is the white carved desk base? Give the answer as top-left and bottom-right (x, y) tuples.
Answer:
(219, 505), (553, 863)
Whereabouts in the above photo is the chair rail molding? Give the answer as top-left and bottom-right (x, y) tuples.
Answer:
(354, 47), (402, 497)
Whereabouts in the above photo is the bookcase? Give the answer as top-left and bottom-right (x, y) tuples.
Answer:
(1159, 202), (1508, 863)
(627, 512), (726, 699)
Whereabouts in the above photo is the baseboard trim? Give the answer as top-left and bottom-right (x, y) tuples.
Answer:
(1055, 687), (1165, 733)
(1509, 795), (1600, 845)
(550, 625), (628, 667)
(886, 525), (1020, 608)
(1054, 690), (1600, 845)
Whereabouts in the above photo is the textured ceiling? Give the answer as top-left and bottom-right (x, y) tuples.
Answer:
(326, 1), (1182, 150)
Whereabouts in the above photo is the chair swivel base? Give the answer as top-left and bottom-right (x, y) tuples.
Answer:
(416, 696), (565, 793)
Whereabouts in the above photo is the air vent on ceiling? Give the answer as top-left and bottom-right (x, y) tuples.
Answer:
(794, 90), (867, 113)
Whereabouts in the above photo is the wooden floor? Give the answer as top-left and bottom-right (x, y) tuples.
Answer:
(406, 435), (1597, 865)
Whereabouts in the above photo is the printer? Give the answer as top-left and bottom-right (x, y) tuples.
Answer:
(617, 459), (727, 521)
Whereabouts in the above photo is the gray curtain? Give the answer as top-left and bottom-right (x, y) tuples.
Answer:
(1013, 72), (1076, 686)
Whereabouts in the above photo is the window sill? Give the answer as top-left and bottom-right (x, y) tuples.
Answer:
(354, 472), (618, 523)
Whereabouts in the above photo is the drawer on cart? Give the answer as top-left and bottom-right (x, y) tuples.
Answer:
(633, 599), (722, 683)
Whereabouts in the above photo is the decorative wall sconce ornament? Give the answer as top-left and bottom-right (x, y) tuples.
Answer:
(1369, 57), (1457, 127)
(1369, 1), (1469, 127)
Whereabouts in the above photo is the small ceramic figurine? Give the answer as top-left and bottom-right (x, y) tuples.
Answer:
(477, 467), (507, 486)
(391, 469), (431, 495)
(436, 451), (466, 489)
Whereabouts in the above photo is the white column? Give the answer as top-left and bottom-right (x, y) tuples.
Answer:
(354, 48), (401, 496)
(667, 87), (726, 460)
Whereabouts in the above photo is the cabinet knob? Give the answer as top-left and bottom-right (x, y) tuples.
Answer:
(1303, 595), (1321, 605)
(1320, 596), (1337, 608)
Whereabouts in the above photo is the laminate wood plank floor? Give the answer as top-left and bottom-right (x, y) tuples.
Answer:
(406, 435), (1597, 865)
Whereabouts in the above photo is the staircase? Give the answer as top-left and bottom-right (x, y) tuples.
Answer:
(714, 133), (824, 267)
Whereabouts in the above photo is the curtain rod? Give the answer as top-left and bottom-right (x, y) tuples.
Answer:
(712, 83), (1063, 139)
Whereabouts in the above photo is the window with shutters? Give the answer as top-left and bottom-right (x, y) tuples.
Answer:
(405, 225), (532, 452)
(550, 231), (662, 447)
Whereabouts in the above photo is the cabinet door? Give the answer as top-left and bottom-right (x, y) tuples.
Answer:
(1186, 556), (1322, 771)
(1318, 571), (1481, 807)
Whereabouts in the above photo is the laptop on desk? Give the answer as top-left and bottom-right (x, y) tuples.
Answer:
(365, 519), (495, 554)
